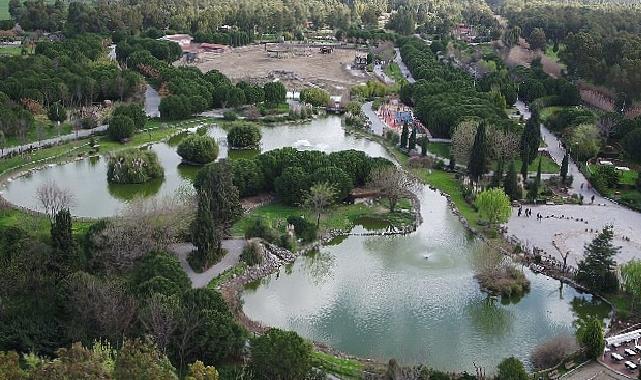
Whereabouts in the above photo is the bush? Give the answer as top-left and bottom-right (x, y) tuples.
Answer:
(177, 135), (219, 165)
(287, 216), (317, 242)
(227, 125), (261, 148)
(112, 104), (146, 130)
(244, 218), (277, 242)
(80, 116), (98, 130)
(223, 111), (238, 121)
(240, 241), (264, 266)
(159, 95), (192, 120)
(592, 165), (619, 190)
(300, 88), (330, 107)
(107, 115), (135, 141)
(623, 128), (641, 163)
(107, 149), (164, 184)
(531, 335), (578, 370)
(250, 329), (312, 380)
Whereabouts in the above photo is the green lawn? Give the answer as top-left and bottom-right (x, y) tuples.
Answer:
(0, 0), (10, 19)
(311, 351), (363, 380)
(0, 46), (22, 56)
(4, 121), (73, 148)
(231, 200), (413, 237)
(427, 142), (451, 159)
(510, 155), (560, 174)
(384, 62), (407, 84)
(539, 106), (564, 123)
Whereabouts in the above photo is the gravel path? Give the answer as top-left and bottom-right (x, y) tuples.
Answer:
(170, 240), (246, 288)
(394, 48), (415, 83)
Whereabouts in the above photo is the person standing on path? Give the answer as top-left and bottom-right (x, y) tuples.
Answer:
(591, 195), (595, 204)
(518, 206), (522, 217)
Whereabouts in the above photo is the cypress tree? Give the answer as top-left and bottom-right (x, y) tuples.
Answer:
(575, 225), (620, 292)
(560, 152), (569, 184)
(420, 137), (427, 157)
(400, 123), (409, 148)
(520, 149), (529, 180)
(520, 118), (540, 170)
(468, 122), (487, 183)
(491, 159), (504, 187)
(51, 208), (73, 262)
(503, 160), (520, 200)
(528, 156), (542, 200)
(409, 127), (417, 150)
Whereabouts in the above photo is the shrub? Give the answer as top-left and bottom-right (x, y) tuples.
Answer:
(250, 329), (312, 380)
(107, 115), (135, 141)
(159, 95), (192, 120)
(177, 135), (219, 165)
(112, 104), (146, 130)
(107, 149), (164, 184)
(300, 88), (330, 107)
(311, 166), (353, 201)
(227, 125), (261, 148)
(80, 116), (98, 130)
(223, 111), (237, 121)
(240, 241), (264, 266)
(592, 165), (619, 189)
(244, 218), (277, 242)
(287, 216), (317, 242)
(531, 335), (578, 370)
(623, 128), (641, 163)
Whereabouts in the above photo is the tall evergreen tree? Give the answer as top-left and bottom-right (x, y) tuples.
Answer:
(491, 159), (504, 187)
(560, 152), (569, 183)
(520, 149), (529, 180)
(520, 118), (540, 171)
(408, 127), (417, 150)
(400, 123), (409, 148)
(576, 225), (620, 292)
(528, 156), (542, 200)
(503, 160), (520, 200)
(468, 122), (487, 183)
(420, 137), (427, 157)
(51, 208), (73, 262)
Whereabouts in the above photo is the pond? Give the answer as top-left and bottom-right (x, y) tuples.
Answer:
(242, 186), (610, 372)
(0, 116), (390, 218)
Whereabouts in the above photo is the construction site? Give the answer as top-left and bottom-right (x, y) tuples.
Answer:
(192, 43), (373, 98)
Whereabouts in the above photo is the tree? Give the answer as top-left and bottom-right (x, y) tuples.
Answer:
(0, 130), (6, 156)
(475, 188), (512, 226)
(177, 135), (219, 164)
(575, 225), (620, 292)
(420, 137), (428, 157)
(47, 101), (67, 123)
(520, 118), (540, 172)
(274, 166), (310, 206)
(250, 329), (312, 380)
(113, 104), (146, 130)
(576, 317), (605, 360)
(107, 149), (164, 184)
(29, 342), (113, 379)
(108, 115), (135, 141)
(300, 88), (330, 107)
(503, 160), (520, 201)
(186, 361), (219, 380)
(312, 166), (353, 201)
(528, 157), (542, 201)
(529, 28), (547, 51)
(114, 339), (177, 380)
(400, 123), (409, 148)
(36, 179), (74, 223)
(305, 183), (335, 227)
(263, 82), (286, 105)
(468, 122), (488, 183)
(531, 335), (578, 370)
(369, 166), (419, 212)
(623, 128), (641, 163)
(560, 152), (569, 183)
(621, 260), (641, 311)
(227, 125), (261, 149)
(51, 208), (73, 263)
(496, 357), (528, 380)
(408, 127), (417, 150)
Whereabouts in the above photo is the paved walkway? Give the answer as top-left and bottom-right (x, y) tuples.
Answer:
(1, 124), (108, 158)
(506, 101), (641, 267)
(373, 63), (395, 84)
(362, 101), (386, 136)
(170, 240), (245, 288)
(561, 361), (628, 380)
(394, 48), (416, 83)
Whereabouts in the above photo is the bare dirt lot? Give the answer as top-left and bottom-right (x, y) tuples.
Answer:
(503, 40), (564, 78)
(193, 44), (371, 96)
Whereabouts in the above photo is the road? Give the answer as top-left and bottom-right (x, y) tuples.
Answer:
(170, 240), (245, 289)
(394, 48), (416, 83)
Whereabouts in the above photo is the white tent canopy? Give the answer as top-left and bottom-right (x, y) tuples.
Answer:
(606, 329), (641, 347)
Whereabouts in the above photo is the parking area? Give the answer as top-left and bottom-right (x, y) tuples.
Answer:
(602, 330), (641, 377)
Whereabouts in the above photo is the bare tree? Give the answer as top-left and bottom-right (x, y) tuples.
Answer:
(531, 335), (578, 370)
(369, 166), (419, 212)
(92, 191), (195, 272)
(488, 128), (520, 162)
(35, 179), (75, 223)
(305, 182), (335, 227)
(597, 113), (618, 144)
(451, 119), (480, 165)
(140, 293), (179, 353)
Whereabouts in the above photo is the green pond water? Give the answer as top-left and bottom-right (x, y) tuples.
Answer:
(1, 116), (389, 218)
(241, 186), (610, 372)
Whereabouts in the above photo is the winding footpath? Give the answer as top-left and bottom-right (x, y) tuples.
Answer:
(506, 101), (641, 267)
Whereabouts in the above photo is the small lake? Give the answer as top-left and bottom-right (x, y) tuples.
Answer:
(0, 116), (390, 218)
(242, 186), (610, 372)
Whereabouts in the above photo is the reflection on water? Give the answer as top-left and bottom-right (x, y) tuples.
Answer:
(242, 188), (611, 372)
(2, 117), (389, 217)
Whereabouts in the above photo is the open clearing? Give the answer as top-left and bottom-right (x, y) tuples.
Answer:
(193, 44), (370, 96)
(503, 40), (564, 78)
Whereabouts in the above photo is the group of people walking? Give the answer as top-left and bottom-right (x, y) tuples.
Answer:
(517, 206), (543, 222)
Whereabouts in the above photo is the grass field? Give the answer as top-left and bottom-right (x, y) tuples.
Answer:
(0, 0), (10, 19)
(0, 46), (21, 56)
(427, 142), (451, 159)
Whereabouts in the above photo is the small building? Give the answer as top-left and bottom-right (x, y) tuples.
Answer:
(395, 110), (413, 124)
(161, 34), (193, 47)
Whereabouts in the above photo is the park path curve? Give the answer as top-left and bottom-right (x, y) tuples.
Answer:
(170, 240), (245, 289)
